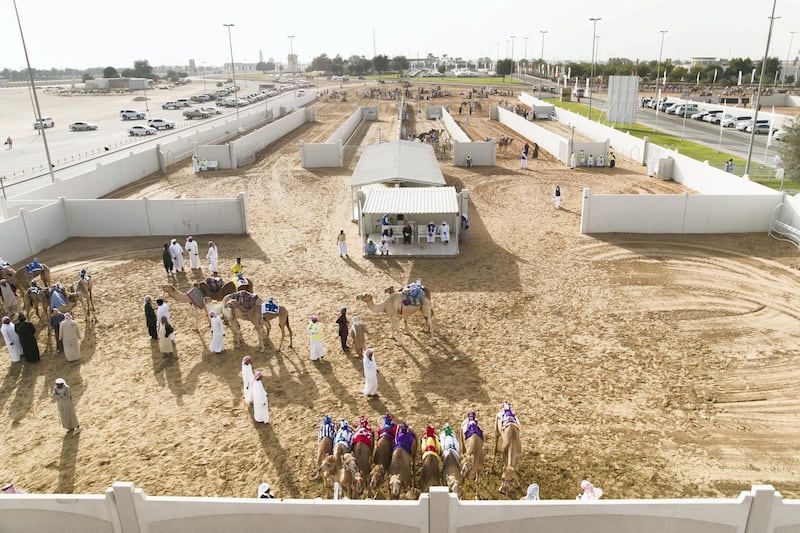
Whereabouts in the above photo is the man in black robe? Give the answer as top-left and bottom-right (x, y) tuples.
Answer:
(15, 313), (40, 363)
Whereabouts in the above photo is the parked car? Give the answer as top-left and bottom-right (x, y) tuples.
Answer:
(190, 94), (212, 102)
(747, 122), (775, 134)
(175, 98), (192, 107)
(706, 111), (729, 124)
(773, 129), (787, 141)
(33, 116), (55, 129)
(721, 115), (751, 128)
(69, 121), (98, 131)
(691, 111), (709, 120)
(120, 109), (145, 120)
(162, 101), (181, 110)
(702, 110), (724, 123)
(183, 109), (210, 119)
(147, 118), (176, 130)
(128, 125), (157, 136)
(737, 119), (768, 132)
(199, 107), (222, 115)
(665, 104), (681, 115)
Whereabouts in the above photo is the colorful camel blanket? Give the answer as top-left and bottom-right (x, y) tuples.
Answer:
(421, 435), (441, 463)
(378, 414), (397, 442)
(440, 432), (460, 460)
(187, 287), (205, 309)
(462, 419), (484, 441)
(334, 422), (354, 450)
(393, 425), (416, 454)
(497, 407), (520, 431)
(353, 426), (374, 448)
(234, 291), (259, 312)
(25, 261), (42, 274)
(318, 416), (335, 442)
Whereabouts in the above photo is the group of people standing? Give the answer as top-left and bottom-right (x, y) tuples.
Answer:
(520, 142), (539, 169)
(162, 237), (219, 276)
(306, 308), (377, 396)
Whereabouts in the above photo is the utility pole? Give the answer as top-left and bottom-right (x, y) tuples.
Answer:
(588, 17), (601, 120)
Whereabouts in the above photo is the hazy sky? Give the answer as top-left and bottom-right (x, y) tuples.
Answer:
(2, 0), (799, 70)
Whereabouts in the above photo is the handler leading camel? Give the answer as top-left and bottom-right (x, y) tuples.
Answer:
(355, 290), (434, 340)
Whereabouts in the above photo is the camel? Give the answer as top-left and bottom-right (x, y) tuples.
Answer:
(368, 464), (385, 499)
(317, 455), (337, 499)
(355, 291), (434, 340)
(441, 428), (462, 498)
(352, 471), (365, 499)
(222, 291), (292, 352)
(373, 430), (394, 473)
(316, 416), (335, 479)
(196, 278), (253, 301)
(352, 422), (374, 487)
(338, 453), (358, 499)
(161, 284), (222, 329)
(22, 285), (49, 319)
(498, 135), (514, 152)
(388, 424), (417, 499)
(2, 263), (52, 294)
(75, 278), (96, 322)
(494, 407), (522, 497)
(460, 414), (486, 500)
(419, 451), (441, 494)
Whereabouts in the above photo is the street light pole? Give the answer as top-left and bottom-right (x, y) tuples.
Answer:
(783, 31), (797, 86)
(287, 35), (295, 73)
(201, 61), (207, 93)
(510, 36), (516, 75)
(540, 30), (548, 73)
(524, 37), (528, 75)
(223, 23), (239, 119)
(588, 17), (601, 120)
(655, 30), (668, 130)
(745, 0), (778, 177)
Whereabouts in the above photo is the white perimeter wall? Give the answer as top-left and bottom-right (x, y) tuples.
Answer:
(580, 190), (779, 234)
(0, 195), (247, 264)
(440, 107), (470, 143)
(301, 106), (365, 168)
(231, 107), (311, 168)
(453, 139), (495, 167)
(496, 105), (569, 162)
(0, 484), (797, 533)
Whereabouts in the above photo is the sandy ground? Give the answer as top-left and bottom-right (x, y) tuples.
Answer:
(3, 82), (800, 501)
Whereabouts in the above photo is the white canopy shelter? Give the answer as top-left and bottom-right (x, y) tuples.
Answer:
(350, 140), (446, 188)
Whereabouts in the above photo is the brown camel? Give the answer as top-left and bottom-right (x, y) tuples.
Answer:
(460, 416), (486, 500)
(75, 277), (96, 322)
(388, 449), (412, 500)
(196, 278), (253, 301)
(161, 284), (222, 329)
(368, 464), (385, 499)
(317, 455), (337, 499)
(22, 285), (49, 319)
(372, 432), (393, 473)
(419, 451), (441, 494)
(222, 292), (292, 351)
(316, 424), (334, 479)
(353, 435), (374, 486)
(2, 263), (52, 294)
(355, 292), (434, 340)
(494, 414), (522, 497)
(338, 453), (358, 499)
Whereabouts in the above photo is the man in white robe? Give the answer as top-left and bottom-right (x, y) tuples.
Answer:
(0, 279), (19, 316)
(52, 378), (80, 432)
(169, 239), (185, 272)
(251, 370), (269, 423)
(241, 355), (254, 404)
(209, 311), (225, 353)
(1, 316), (22, 363)
(206, 241), (219, 275)
(362, 348), (378, 397)
(185, 236), (201, 270)
(307, 315), (325, 361)
(439, 222), (450, 244)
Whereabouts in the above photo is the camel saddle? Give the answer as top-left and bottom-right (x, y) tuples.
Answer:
(462, 418), (484, 441)
(353, 426), (374, 449)
(233, 291), (259, 312)
(393, 425), (415, 454)
(206, 277), (225, 293)
(318, 415), (335, 442)
(334, 422), (354, 450)
(186, 287), (205, 309)
(498, 407), (520, 431)
(378, 414), (398, 442)
(421, 435), (441, 463)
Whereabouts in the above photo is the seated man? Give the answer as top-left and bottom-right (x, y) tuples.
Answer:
(379, 239), (389, 256)
(381, 227), (394, 242)
(363, 240), (378, 256)
(426, 222), (436, 243)
(402, 223), (413, 244)
(261, 297), (279, 316)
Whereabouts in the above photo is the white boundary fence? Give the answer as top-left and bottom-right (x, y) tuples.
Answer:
(0, 194), (247, 264)
(301, 106), (376, 168)
(0, 483), (797, 533)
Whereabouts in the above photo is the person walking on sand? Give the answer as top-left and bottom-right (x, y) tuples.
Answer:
(251, 371), (269, 423)
(206, 241), (219, 275)
(185, 236), (201, 270)
(52, 378), (80, 432)
(1, 316), (22, 363)
(162, 243), (173, 277)
(209, 311), (225, 354)
(335, 307), (349, 352)
(241, 355), (254, 404)
(158, 316), (175, 356)
(554, 185), (562, 210)
(307, 315), (325, 361)
(362, 348), (378, 397)
(350, 315), (367, 357)
(520, 149), (528, 169)
(15, 313), (39, 363)
(169, 239), (185, 272)
(144, 295), (158, 340)
(59, 312), (81, 362)
(4, 136), (11, 150)
(0, 279), (19, 316)
(337, 229), (348, 258)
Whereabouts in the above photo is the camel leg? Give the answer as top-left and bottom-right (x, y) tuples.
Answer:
(285, 318), (293, 348)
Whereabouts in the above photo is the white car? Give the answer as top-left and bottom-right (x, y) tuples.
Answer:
(199, 107), (222, 115)
(147, 118), (176, 130)
(33, 116), (55, 129)
(721, 115), (752, 128)
(128, 125), (157, 136)
(773, 129), (787, 141)
(69, 121), (98, 131)
(162, 101), (181, 110)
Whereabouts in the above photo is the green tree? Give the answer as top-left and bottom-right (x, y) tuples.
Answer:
(82, 72), (94, 82)
(496, 59), (513, 79)
(332, 54), (345, 76)
(372, 54), (390, 76)
(102, 66), (119, 78)
(308, 53), (333, 73)
(778, 118), (800, 186)
(133, 59), (154, 79)
(668, 66), (688, 81)
(390, 55), (409, 71)
(256, 61), (268, 73)
(437, 63), (446, 76)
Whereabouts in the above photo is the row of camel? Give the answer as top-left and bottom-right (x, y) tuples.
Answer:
(315, 409), (522, 501)
(159, 277), (436, 352)
(1, 263), (96, 322)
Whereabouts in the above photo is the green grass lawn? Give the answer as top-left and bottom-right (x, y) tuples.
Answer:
(552, 100), (779, 189)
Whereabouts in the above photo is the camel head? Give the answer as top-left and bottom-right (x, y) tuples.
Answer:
(384, 286), (396, 294)
(318, 455), (336, 479)
(388, 474), (402, 499)
(225, 298), (240, 309)
(460, 453), (474, 479)
(355, 293), (373, 304)
(402, 487), (421, 500)
(446, 474), (461, 497)
(499, 465), (516, 496)
(342, 453), (357, 474)
(369, 464), (385, 495)
(352, 472), (365, 498)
